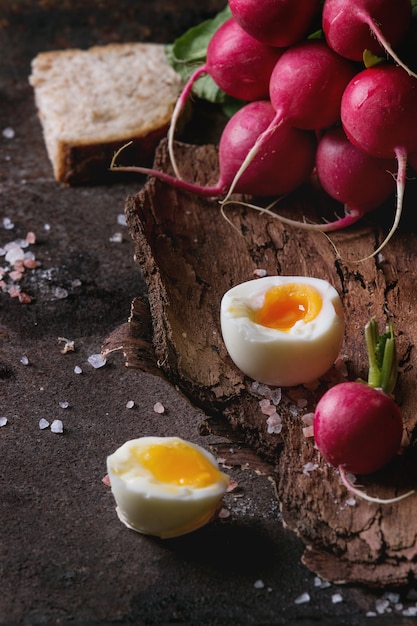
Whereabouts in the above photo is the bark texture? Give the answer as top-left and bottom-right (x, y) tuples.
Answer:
(115, 138), (417, 586)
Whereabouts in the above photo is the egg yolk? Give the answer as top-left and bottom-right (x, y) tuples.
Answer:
(135, 441), (221, 488)
(252, 283), (322, 331)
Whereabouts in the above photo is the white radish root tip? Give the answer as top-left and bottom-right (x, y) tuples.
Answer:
(339, 465), (414, 504)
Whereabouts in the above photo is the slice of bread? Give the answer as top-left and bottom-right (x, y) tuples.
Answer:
(29, 42), (184, 185)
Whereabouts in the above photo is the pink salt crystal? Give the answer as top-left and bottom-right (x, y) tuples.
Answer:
(23, 258), (39, 269)
(301, 412), (314, 426)
(302, 425), (314, 438)
(102, 474), (111, 487)
(9, 286), (21, 297)
(9, 270), (23, 282)
(266, 413), (282, 434)
(226, 480), (239, 492)
(218, 508), (231, 519)
(253, 268), (267, 278)
(18, 292), (32, 304)
(25, 231), (36, 244)
(153, 402), (165, 414)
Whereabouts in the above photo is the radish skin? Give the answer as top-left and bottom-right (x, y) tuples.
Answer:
(313, 318), (414, 503)
(229, 0), (321, 47)
(322, 0), (415, 77)
(168, 17), (284, 178)
(341, 65), (417, 257)
(221, 40), (357, 202)
(111, 101), (316, 198)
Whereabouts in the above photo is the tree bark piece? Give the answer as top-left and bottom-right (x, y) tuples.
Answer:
(123, 138), (417, 587)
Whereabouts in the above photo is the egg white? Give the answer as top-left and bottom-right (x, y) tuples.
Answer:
(220, 275), (345, 387)
(106, 436), (229, 538)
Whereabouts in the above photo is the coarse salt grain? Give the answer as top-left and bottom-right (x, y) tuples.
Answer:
(294, 592), (310, 605)
(0, 417), (8, 427)
(74, 365), (83, 374)
(50, 419), (63, 433)
(59, 401), (69, 409)
(153, 402), (165, 414)
(253, 579), (265, 589)
(3, 217), (14, 230)
(253, 268), (267, 278)
(109, 232), (123, 243)
(126, 400), (135, 409)
(303, 462), (318, 476)
(117, 213), (127, 226)
(20, 355), (29, 365)
(2, 127), (15, 139)
(88, 353), (106, 369)
(266, 413), (282, 434)
(332, 593), (343, 604)
(39, 418), (50, 430)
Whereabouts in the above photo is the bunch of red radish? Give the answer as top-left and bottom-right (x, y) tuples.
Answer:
(113, 0), (417, 252)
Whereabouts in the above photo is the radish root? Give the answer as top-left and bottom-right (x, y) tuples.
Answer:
(339, 465), (414, 504)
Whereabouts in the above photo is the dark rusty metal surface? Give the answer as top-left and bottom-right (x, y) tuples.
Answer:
(1, 2), (417, 624)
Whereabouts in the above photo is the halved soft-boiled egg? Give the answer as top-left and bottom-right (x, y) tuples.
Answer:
(106, 436), (230, 538)
(220, 275), (344, 387)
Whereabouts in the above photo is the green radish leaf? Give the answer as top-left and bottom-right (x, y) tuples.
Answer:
(165, 5), (233, 106)
(363, 49), (385, 68)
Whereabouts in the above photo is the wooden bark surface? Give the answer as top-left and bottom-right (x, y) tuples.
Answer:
(120, 138), (417, 587)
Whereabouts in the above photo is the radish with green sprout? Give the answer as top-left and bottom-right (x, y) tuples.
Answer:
(167, 16), (285, 177)
(313, 318), (414, 504)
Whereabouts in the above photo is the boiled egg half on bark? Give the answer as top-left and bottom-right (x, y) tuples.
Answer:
(107, 436), (230, 538)
(220, 276), (344, 387)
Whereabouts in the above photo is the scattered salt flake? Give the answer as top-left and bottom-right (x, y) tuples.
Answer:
(50, 419), (63, 433)
(302, 425), (314, 438)
(314, 576), (331, 589)
(3, 217), (15, 230)
(44, 223), (51, 231)
(266, 413), (282, 434)
(102, 474), (111, 487)
(23, 258), (39, 269)
(39, 418), (50, 430)
(20, 355), (29, 365)
(218, 507), (231, 519)
(403, 607), (417, 617)
(383, 592), (401, 604)
(71, 278), (82, 288)
(0, 417), (8, 427)
(332, 593), (343, 604)
(153, 401), (165, 414)
(259, 399), (276, 416)
(117, 213), (127, 226)
(294, 592), (310, 605)
(302, 412), (314, 425)
(253, 579), (265, 589)
(59, 401), (69, 409)
(88, 353), (106, 369)
(18, 292), (32, 304)
(74, 365), (83, 374)
(25, 231), (36, 244)
(2, 127), (15, 139)
(303, 462), (318, 476)
(375, 599), (390, 614)
(253, 268), (267, 278)
(345, 497), (356, 507)
(126, 400), (135, 409)
(54, 287), (68, 299)
(109, 232), (123, 243)
(9, 270), (23, 281)
(5, 244), (25, 264)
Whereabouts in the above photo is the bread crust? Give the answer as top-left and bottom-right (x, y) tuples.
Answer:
(29, 43), (184, 185)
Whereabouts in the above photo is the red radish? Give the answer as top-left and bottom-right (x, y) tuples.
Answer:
(322, 0), (415, 77)
(222, 40), (357, 200)
(313, 318), (413, 503)
(313, 126), (397, 231)
(168, 17), (285, 177)
(111, 101), (317, 198)
(228, 0), (321, 47)
(341, 64), (417, 256)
